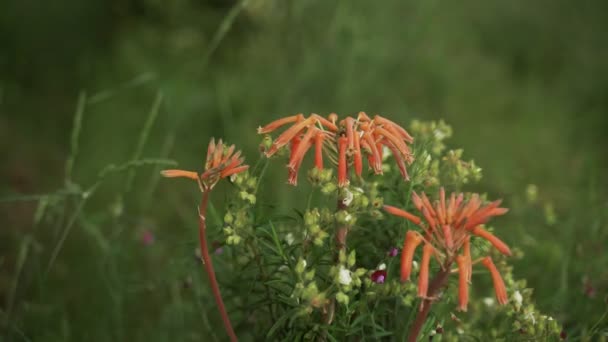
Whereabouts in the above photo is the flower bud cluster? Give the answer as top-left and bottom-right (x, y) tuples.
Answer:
(364, 277), (418, 306)
(410, 119), (452, 156)
(303, 208), (330, 247)
(307, 167), (335, 193)
(441, 149), (482, 186)
(292, 258), (328, 315)
(330, 250), (367, 305)
(223, 172), (257, 245)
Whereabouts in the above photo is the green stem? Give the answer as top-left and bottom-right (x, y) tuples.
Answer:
(198, 190), (238, 342)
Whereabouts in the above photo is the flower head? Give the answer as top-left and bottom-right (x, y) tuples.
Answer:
(161, 138), (249, 191)
(258, 112), (414, 186)
(384, 187), (511, 311)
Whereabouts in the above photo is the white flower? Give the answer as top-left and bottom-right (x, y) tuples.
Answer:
(412, 261), (419, 271)
(513, 290), (523, 309)
(377, 263), (387, 271)
(524, 311), (536, 325)
(338, 266), (352, 286)
(285, 233), (294, 246)
(342, 189), (354, 206)
(483, 297), (495, 307)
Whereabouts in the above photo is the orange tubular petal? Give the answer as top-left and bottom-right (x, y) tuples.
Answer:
(447, 192), (456, 224)
(362, 133), (382, 173)
(463, 236), (472, 282)
(213, 139), (224, 168)
(257, 114), (303, 134)
(266, 117), (313, 156)
(411, 191), (424, 211)
(421, 193), (438, 218)
(418, 243), (434, 298)
(376, 126), (409, 157)
(456, 255), (469, 312)
(400, 231), (422, 281)
(221, 165), (249, 178)
(421, 207), (437, 231)
(455, 193), (464, 209)
(384, 205), (421, 225)
(328, 113), (338, 125)
(439, 188), (447, 223)
(481, 257), (508, 305)
(464, 200), (506, 229)
(287, 161), (301, 185)
(314, 132), (324, 170)
(289, 134), (301, 162)
(442, 225), (454, 250)
(374, 115), (414, 143)
(357, 111), (371, 122)
(223, 145), (236, 164)
(287, 128), (317, 170)
(383, 139), (410, 180)
(353, 130), (363, 176)
(471, 226), (512, 256)
(160, 169), (199, 180)
(337, 136), (348, 187)
(311, 113), (338, 131)
(206, 138), (216, 169)
(344, 117), (355, 149)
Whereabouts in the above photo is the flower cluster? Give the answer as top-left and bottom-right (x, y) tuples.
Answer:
(161, 138), (249, 190)
(384, 188), (511, 311)
(223, 172), (257, 245)
(330, 250), (367, 305)
(258, 112), (414, 186)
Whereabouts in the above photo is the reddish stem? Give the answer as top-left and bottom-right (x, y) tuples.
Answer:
(335, 197), (349, 250)
(407, 263), (452, 342)
(198, 190), (238, 342)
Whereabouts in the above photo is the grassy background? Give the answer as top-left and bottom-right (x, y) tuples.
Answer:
(1, 0), (607, 340)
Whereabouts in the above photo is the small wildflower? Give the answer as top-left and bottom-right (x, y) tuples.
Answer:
(388, 247), (399, 257)
(141, 230), (155, 246)
(384, 187), (511, 311)
(513, 290), (523, 309)
(285, 233), (295, 246)
(338, 266), (353, 286)
(371, 270), (387, 284)
(483, 297), (495, 307)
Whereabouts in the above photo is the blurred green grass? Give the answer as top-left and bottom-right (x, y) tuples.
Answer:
(1, 0), (607, 340)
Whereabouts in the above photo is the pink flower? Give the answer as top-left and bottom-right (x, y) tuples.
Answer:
(141, 230), (155, 246)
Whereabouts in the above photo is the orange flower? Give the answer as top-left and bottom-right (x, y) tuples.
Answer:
(384, 187), (511, 311)
(258, 112), (414, 186)
(161, 138), (249, 190)
(400, 230), (422, 281)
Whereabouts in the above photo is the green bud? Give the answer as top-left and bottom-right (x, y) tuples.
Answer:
(304, 270), (315, 282)
(224, 212), (234, 224)
(321, 182), (337, 195)
(295, 258), (307, 274)
(335, 210), (354, 225)
(370, 210), (384, 220)
(335, 292), (349, 305)
(320, 169), (333, 183)
(372, 198), (384, 209)
(246, 177), (257, 190)
(309, 224), (321, 234)
(347, 250), (356, 267)
(339, 250), (347, 264)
